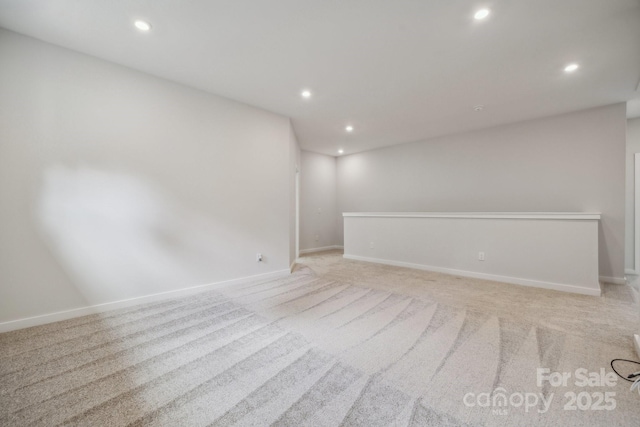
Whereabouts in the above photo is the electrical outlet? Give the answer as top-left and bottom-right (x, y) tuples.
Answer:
(369, 242), (375, 249)
(256, 253), (263, 262)
(478, 252), (485, 261)
(315, 235), (319, 241)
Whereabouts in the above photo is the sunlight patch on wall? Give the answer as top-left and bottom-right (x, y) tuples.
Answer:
(36, 165), (234, 304)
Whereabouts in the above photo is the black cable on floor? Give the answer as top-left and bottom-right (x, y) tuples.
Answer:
(610, 358), (640, 382)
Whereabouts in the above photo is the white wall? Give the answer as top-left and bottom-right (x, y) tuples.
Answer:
(289, 122), (301, 266)
(299, 151), (339, 251)
(343, 214), (601, 295)
(0, 29), (294, 324)
(337, 104), (627, 280)
(626, 117), (640, 272)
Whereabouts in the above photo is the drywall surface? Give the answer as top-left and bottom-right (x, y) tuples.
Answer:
(289, 122), (301, 266)
(626, 117), (640, 271)
(299, 151), (339, 252)
(343, 213), (601, 295)
(337, 104), (626, 280)
(0, 29), (292, 324)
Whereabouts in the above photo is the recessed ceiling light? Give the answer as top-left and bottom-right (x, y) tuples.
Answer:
(564, 63), (579, 73)
(474, 9), (490, 20)
(345, 125), (354, 132)
(301, 90), (312, 98)
(134, 20), (152, 31)
(474, 105), (484, 112)
(338, 149), (344, 154)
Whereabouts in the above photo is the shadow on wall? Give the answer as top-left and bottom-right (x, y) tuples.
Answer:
(35, 165), (238, 305)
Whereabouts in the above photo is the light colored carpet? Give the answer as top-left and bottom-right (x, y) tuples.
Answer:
(1, 250), (639, 426)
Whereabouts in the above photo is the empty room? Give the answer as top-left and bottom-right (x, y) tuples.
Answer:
(1, 1), (640, 426)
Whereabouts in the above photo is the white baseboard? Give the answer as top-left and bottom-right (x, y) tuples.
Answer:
(0, 268), (291, 333)
(343, 254), (601, 297)
(299, 245), (344, 255)
(599, 276), (627, 285)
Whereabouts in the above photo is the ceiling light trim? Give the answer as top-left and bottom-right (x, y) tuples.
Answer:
(134, 20), (152, 31)
(474, 9), (490, 20)
(564, 63), (579, 73)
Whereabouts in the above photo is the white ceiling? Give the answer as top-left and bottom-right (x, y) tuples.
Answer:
(0, 0), (639, 155)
